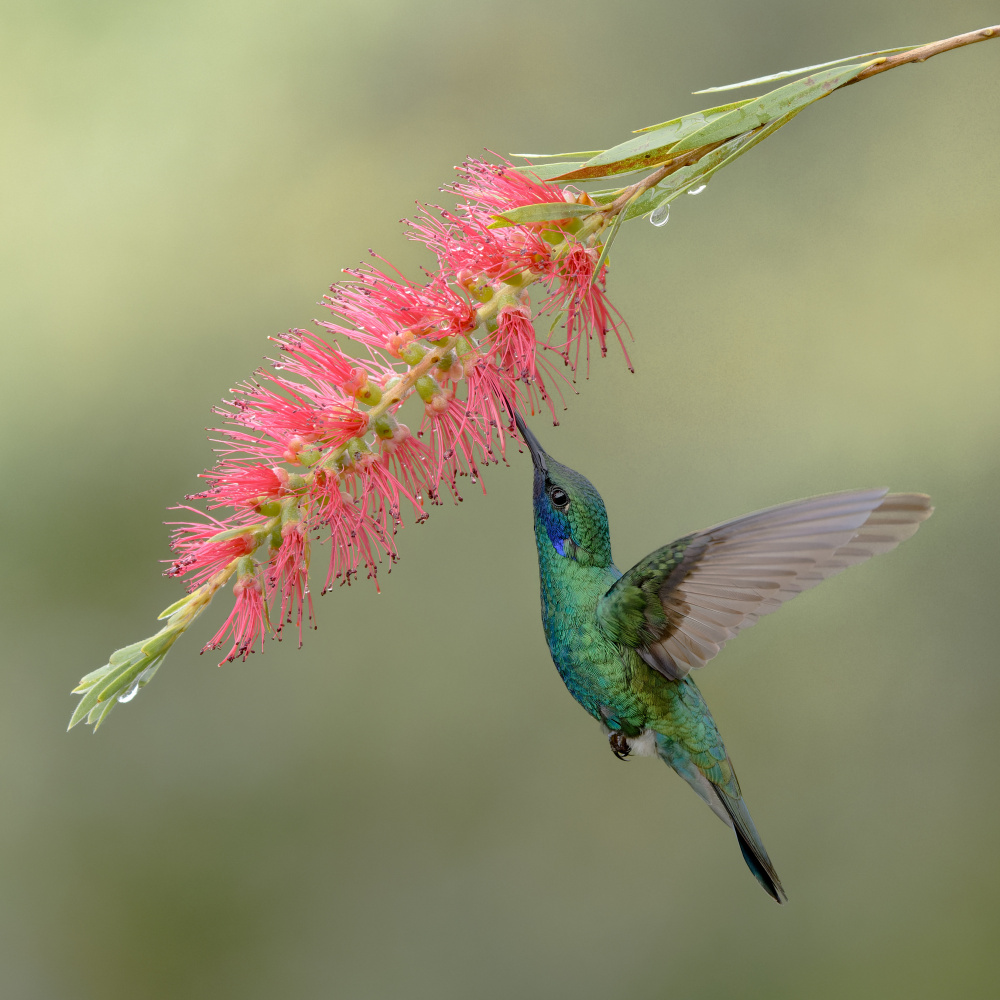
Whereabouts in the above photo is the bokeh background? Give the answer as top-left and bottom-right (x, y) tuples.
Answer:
(2, 1), (998, 997)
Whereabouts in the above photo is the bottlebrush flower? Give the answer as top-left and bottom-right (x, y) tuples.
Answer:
(462, 358), (518, 457)
(268, 515), (313, 645)
(406, 206), (554, 283)
(165, 508), (261, 588)
(75, 151), (635, 725)
(543, 242), (632, 376)
(173, 158), (634, 644)
(311, 471), (396, 591)
(319, 263), (479, 356)
(419, 390), (494, 497)
(204, 559), (271, 665)
(487, 304), (564, 421)
(450, 157), (570, 215)
(272, 330), (381, 401)
(193, 463), (288, 509)
(377, 423), (438, 510)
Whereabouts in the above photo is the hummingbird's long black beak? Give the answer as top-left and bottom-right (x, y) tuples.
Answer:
(514, 411), (548, 473)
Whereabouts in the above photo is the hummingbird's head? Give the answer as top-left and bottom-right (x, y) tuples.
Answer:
(514, 413), (612, 568)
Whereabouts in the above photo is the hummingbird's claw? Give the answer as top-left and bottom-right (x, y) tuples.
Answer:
(609, 731), (631, 761)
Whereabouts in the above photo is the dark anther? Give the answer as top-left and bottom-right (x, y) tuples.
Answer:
(609, 731), (630, 761)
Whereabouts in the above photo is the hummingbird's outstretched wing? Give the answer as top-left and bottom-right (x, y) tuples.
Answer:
(596, 489), (932, 681)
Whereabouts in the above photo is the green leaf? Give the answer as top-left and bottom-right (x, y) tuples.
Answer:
(591, 206), (626, 285)
(157, 594), (194, 620)
(631, 98), (756, 134)
(93, 658), (146, 706)
(692, 46), (915, 93)
(552, 103), (756, 182)
(208, 524), (257, 543)
(68, 627), (176, 730)
(670, 61), (870, 154)
(68, 676), (107, 729)
(586, 189), (626, 205)
(509, 150), (603, 159)
(141, 627), (180, 659)
(488, 202), (596, 228)
(510, 162), (586, 182)
(623, 108), (803, 221)
(90, 695), (120, 730)
(108, 640), (145, 667)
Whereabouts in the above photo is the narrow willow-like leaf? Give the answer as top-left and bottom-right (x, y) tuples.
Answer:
(591, 206), (627, 285)
(550, 137), (697, 182)
(587, 190), (624, 205)
(631, 98), (755, 134)
(512, 161), (587, 182)
(69, 631), (175, 728)
(90, 696), (119, 730)
(510, 150), (604, 159)
(623, 109), (802, 221)
(157, 594), (194, 620)
(72, 641), (143, 692)
(140, 628), (177, 659)
(692, 46), (916, 93)
(552, 103), (754, 181)
(208, 524), (258, 543)
(93, 657), (147, 705)
(68, 681), (106, 729)
(73, 662), (118, 693)
(671, 62), (870, 154)
(621, 136), (751, 221)
(488, 202), (596, 227)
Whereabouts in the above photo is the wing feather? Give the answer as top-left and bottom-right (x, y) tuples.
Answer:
(598, 489), (932, 681)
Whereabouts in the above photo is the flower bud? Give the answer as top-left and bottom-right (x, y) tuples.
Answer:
(234, 555), (256, 581)
(460, 273), (494, 302)
(414, 374), (440, 403)
(343, 436), (373, 465)
(373, 414), (397, 440)
(356, 382), (382, 405)
(399, 343), (427, 366)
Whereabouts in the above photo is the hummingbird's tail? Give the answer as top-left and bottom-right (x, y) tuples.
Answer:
(654, 715), (786, 903)
(711, 780), (786, 904)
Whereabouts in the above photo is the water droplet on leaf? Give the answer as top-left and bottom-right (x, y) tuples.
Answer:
(118, 682), (140, 704)
(687, 184), (707, 196)
(649, 203), (670, 227)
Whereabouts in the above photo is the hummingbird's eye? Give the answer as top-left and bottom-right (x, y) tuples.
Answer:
(549, 487), (570, 509)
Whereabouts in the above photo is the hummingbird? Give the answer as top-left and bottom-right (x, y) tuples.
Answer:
(514, 412), (932, 902)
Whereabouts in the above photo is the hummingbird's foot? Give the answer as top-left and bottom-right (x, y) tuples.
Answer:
(609, 731), (631, 761)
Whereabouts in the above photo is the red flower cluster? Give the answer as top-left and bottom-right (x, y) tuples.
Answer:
(166, 158), (630, 664)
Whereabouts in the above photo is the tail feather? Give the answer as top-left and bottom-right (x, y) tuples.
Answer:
(651, 680), (786, 902)
(714, 784), (786, 904)
(655, 728), (786, 902)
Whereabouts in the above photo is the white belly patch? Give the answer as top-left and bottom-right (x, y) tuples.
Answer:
(598, 721), (659, 758)
(626, 729), (658, 757)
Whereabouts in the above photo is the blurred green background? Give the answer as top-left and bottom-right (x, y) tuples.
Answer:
(2, 1), (998, 997)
